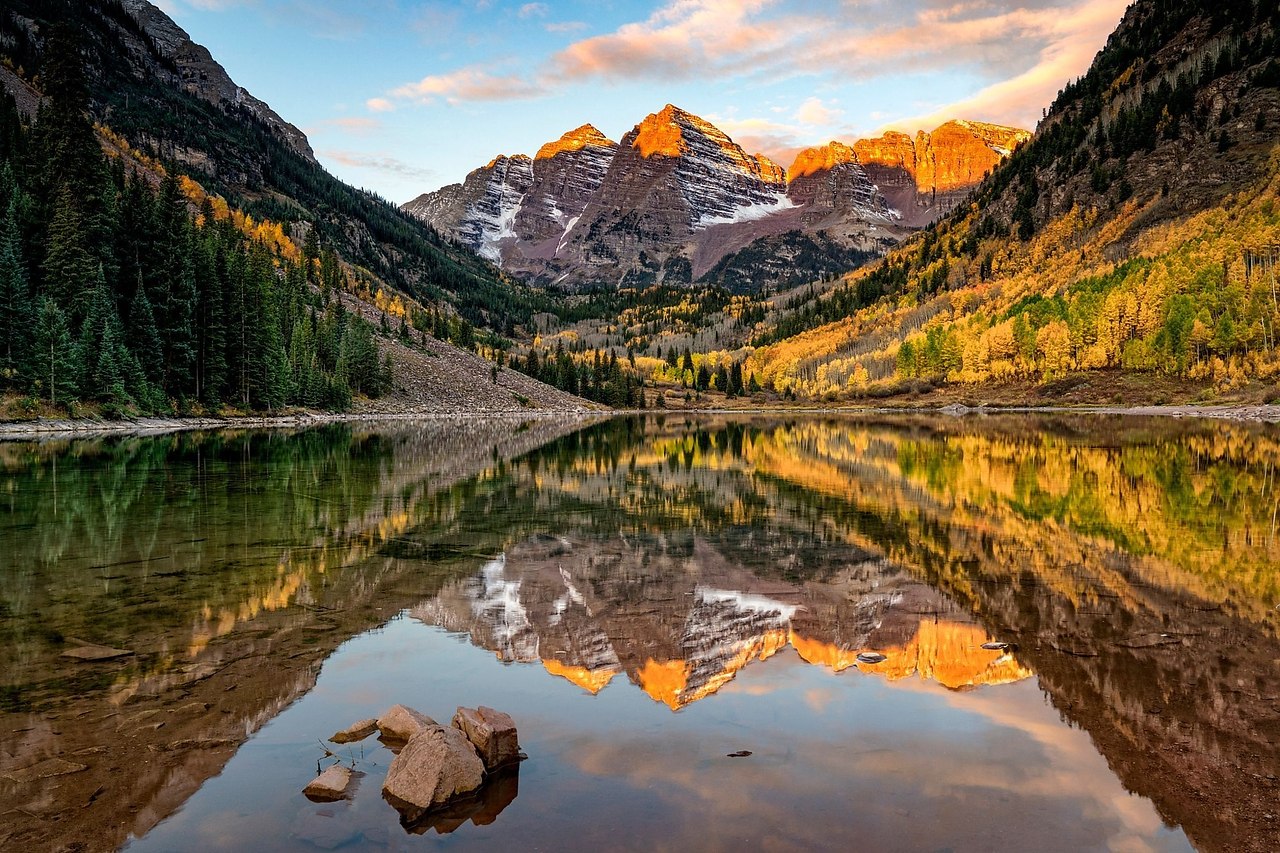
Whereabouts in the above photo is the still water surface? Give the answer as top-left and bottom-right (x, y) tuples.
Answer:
(2, 414), (1278, 852)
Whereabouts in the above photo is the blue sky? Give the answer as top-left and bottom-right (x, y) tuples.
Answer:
(153, 0), (1129, 203)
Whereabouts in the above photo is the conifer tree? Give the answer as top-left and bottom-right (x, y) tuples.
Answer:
(128, 274), (164, 386)
(0, 198), (32, 386)
(29, 296), (77, 406)
(42, 187), (97, 321)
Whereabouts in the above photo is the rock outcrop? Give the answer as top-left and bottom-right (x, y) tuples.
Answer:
(404, 107), (1025, 291)
(376, 704), (437, 744)
(854, 120), (1031, 225)
(381, 725), (486, 821)
(451, 706), (521, 771)
(117, 0), (315, 162)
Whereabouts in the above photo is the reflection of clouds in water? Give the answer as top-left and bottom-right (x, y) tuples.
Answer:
(547, 678), (1183, 852)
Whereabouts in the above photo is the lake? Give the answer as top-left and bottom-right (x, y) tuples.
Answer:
(1, 413), (1277, 852)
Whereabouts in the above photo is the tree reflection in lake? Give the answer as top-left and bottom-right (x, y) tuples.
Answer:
(2, 414), (1277, 852)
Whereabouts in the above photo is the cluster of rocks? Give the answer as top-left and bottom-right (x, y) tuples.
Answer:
(303, 703), (523, 826)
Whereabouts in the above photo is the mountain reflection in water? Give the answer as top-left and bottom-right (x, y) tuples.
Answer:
(412, 542), (1033, 710)
(1, 414), (1277, 852)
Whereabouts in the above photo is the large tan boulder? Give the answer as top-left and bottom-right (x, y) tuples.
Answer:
(376, 704), (436, 743)
(451, 706), (521, 770)
(382, 725), (484, 820)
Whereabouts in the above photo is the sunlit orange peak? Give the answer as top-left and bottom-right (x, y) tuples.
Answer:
(543, 659), (619, 694)
(787, 141), (858, 182)
(633, 104), (690, 158)
(535, 124), (616, 161)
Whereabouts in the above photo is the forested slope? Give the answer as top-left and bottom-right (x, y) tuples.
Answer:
(742, 0), (1280, 401)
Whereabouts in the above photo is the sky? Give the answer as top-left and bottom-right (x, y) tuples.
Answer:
(152, 0), (1131, 203)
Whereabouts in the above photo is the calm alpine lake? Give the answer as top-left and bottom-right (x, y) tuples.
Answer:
(2, 414), (1278, 852)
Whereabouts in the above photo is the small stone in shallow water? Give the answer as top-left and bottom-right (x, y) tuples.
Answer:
(726, 750), (752, 758)
(857, 652), (888, 664)
(303, 764), (354, 802)
(981, 642), (1012, 651)
(330, 718), (378, 744)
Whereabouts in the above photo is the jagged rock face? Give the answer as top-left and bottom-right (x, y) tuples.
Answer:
(402, 107), (1025, 290)
(514, 125), (617, 250)
(786, 141), (888, 217)
(118, 0), (315, 163)
(575, 104), (791, 232)
(402, 155), (533, 262)
(553, 105), (794, 285)
(855, 120), (1031, 225)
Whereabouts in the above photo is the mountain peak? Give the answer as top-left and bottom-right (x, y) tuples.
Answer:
(536, 124), (617, 161)
(788, 141), (859, 182)
(633, 105), (698, 158)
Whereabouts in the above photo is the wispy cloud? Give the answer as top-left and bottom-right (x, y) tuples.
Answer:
(374, 64), (546, 108)
(368, 0), (1127, 133)
(545, 21), (589, 34)
(307, 116), (383, 135)
(793, 97), (839, 127)
(518, 2), (550, 19)
(320, 149), (438, 181)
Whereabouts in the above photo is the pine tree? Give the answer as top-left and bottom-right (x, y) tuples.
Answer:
(29, 297), (77, 406)
(42, 187), (97, 321)
(128, 274), (164, 386)
(0, 198), (32, 386)
(149, 175), (197, 397)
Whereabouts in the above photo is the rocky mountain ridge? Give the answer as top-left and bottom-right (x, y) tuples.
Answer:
(403, 106), (1027, 292)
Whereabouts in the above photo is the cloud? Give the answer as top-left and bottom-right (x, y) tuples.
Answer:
(545, 21), (588, 34)
(794, 97), (839, 127)
(384, 64), (546, 106)
(366, 97), (395, 113)
(546, 0), (790, 84)
(369, 0), (1127, 130)
(319, 149), (437, 182)
(707, 115), (810, 168)
(875, 0), (1128, 132)
(307, 116), (383, 135)
(518, 2), (549, 19)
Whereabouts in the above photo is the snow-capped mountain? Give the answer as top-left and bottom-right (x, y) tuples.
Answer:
(402, 106), (1028, 292)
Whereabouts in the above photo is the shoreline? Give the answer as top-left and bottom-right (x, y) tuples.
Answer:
(0, 407), (602, 441)
(2, 401), (1278, 440)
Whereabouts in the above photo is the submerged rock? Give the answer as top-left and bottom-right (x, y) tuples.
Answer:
(857, 652), (888, 664)
(330, 718), (378, 744)
(303, 764), (355, 802)
(451, 706), (521, 770)
(382, 725), (484, 821)
(2, 758), (88, 783)
(61, 643), (133, 661)
(377, 705), (437, 744)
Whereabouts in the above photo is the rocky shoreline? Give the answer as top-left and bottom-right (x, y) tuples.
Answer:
(0, 407), (602, 440)
(3, 401), (1277, 441)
